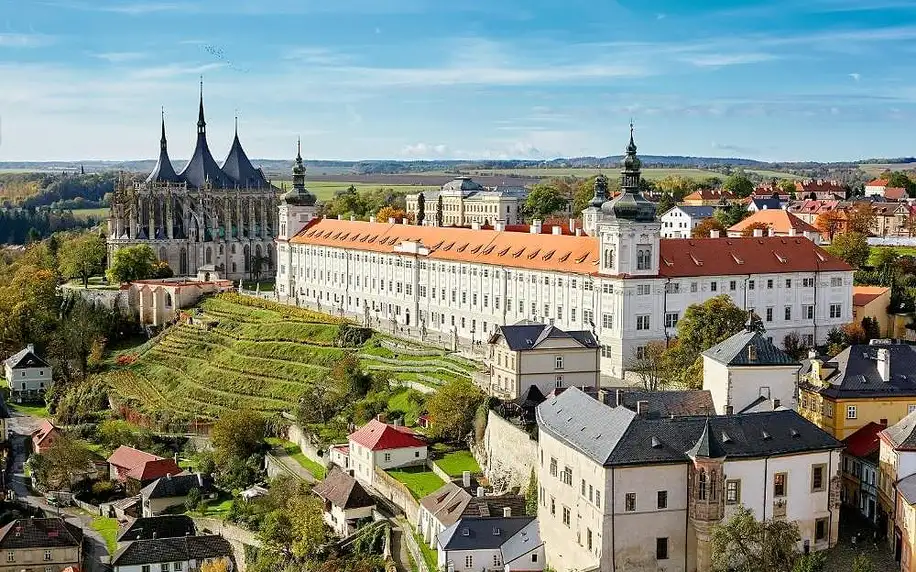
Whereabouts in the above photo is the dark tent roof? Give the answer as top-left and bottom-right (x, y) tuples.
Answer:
(178, 90), (235, 189)
(146, 116), (180, 184)
(222, 129), (270, 188)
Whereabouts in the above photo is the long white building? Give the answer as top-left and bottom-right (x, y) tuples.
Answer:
(274, 130), (854, 377)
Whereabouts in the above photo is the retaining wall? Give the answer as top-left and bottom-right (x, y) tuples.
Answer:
(481, 410), (537, 493)
(194, 517), (260, 572)
(372, 467), (420, 526)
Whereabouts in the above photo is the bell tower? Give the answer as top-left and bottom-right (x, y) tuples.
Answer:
(277, 138), (317, 241)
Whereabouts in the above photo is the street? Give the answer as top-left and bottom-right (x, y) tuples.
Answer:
(6, 412), (111, 572)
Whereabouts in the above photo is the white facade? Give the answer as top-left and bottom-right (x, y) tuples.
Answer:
(3, 345), (52, 400)
(702, 357), (800, 415)
(347, 439), (427, 487)
(114, 556), (233, 572)
(660, 206), (713, 239)
(324, 500), (374, 537)
(405, 178), (527, 227)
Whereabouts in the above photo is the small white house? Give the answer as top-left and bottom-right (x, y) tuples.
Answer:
(313, 467), (376, 537)
(111, 535), (234, 572)
(3, 344), (52, 401)
(347, 418), (427, 487)
(438, 516), (544, 572)
(659, 205), (716, 239)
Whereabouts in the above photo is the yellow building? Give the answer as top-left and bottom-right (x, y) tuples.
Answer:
(853, 286), (892, 338)
(798, 342), (916, 440)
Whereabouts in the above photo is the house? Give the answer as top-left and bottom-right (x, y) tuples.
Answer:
(4, 344), (52, 402)
(877, 411), (916, 567)
(312, 467), (376, 537)
(108, 446), (182, 494)
(659, 205), (716, 239)
(865, 178), (890, 197)
(747, 196), (784, 213)
(537, 387), (842, 572)
(798, 341), (916, 439)
(854, 286), (893, 338)
(871, 201), (915, 237)
(418, 475), (526, 549)
(681, 189), (736, 206)
(116, 515), (196, 543)
(487, 322), (599, 400)
(841, 422), (884, 526)
(726, 208), (822, 244)
(111, 535), (234, 572)
(405, 178), (528, 226)
(437, 516), (544, 572)
(593, 387), (714, 417)
(140, 473), (207, 517)
(347, 419), (427, 487)
(702, 325), (800, 415)
(786, 199), (842, 227)
(0, 518), (83, 572)
(328, 444), (350, 470)
(126, 275), (234, 327)
(31, 419), (61, 454)
(795, 179), (847, 200)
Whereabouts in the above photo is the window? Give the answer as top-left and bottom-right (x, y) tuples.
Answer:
(562, 506), (571, 526)
(637, 284), (651, 295)
(587, 528), (593, 551)
(803, 277), (815, 287)
(748, 279), (755, 290)
(555, 375), (564, 388)
(812, 464), (826, 492)
(384, 453), (391, 462)
(698, 469), (707, 500)
(142, 567), (151, 572)
(815, 517), (828, 542)
(847, 405), (857, 419)
(803, 305), (814, 319)
(690, 282), (698, 293)
(6, 552), (13, 563)
(774, 472), (787, 498)
(174, 564), (183, 571)
(831, 277), (843, 287)
(726, 479), (741, 504)
(161, 564), (170, 572)
(657, 490), (668, 509)
(561, 466), (573, 486)
(785, 278), (792, 288)
(665, 312), (679, 328)
(44, 550), (52, 561)
(766, 307), (773, 322)
(549, 457), (558, 477)
(657, 538), (669, 560)
(767, 279), (774, 289)
(581, 479), (587, 497)
(602, 313), (614, 329)
(730, 280), (737, 291)
(710, 281), (718, 292)
(465, 555), (473, 568)
(665, 282), (680, 294)
(493, 554), (501, 567)
(555, 356), (564, 370)
(596, 490), (601, 508)
(636, 315), (650, 331)
(785, 306), (792, 321)
(550, 496), (555, 515)
(830, 304), (842, 319)
(625, 493), (636, 512)
(532, 554), (538, 563)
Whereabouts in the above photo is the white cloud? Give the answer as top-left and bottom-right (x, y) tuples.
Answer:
(93, 51), (148, 63)
(400, 143), (449, 157)
(0, 33), (54, 48)
(849, 72), (861, 81)
(683, 52), (777, 68)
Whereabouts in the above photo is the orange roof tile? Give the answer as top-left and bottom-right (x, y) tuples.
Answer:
(728, 209), (820, 234)
(682, 189), (735, 201)
(657, 237), (850, 277)
(867, 178), (889, 187)
(884, 187), (908, 200)
(853, 285), (890, 307)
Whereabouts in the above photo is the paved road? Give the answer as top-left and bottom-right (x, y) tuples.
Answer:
(6, 413), (111, 572)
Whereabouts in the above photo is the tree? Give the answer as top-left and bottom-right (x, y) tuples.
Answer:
(862, 316), (881, 340)
(664, 296), (748, 387)
(777, 179), (797, 196)
(426, 378), (485, 442)
(793, 552), (826, 572)
(211, 410), (267, 461)
(524, 183), (569, 220)
(740, 221), (770, 237)
(656, 175), (701, 201)
(723, 174), (755, 198)
(657, 192), (676, 216)
(330, 353), (372, 398)
(872, 247), (899, 271)
(827, 232), (870, 268)
(692, 218), (727, 239)
(58, 233), (106, 288)
(715, 203), (751, 228)
(846, 203), (877, 235)
(842, 322), (868, 345)
(436, 195), (444, 227)
(416, 192), (426, 224)
(782, 331), (808, 360)
(628, 340), (671, 391)
(29, 434), (95, 490)
(106, 244), (158, 284)
(376, 206), (407, 223)
(185, 487), (202, 512)
(883, 170), (916, 198)
(201, 559), (232, 572)
(711, 505), (801, 572)
(815, 211), (843, 241)
(525, 469), (538, 516)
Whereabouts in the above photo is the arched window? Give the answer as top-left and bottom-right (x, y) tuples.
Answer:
(709, 469), (718, 500)
(205, 247), (212, 265)
(697, 469), (707, 500)
(165, 293), (173, 308)
(179, 248), (188, 275)
(243, 245), (251, 272)
(158, 247), (168, 262)
(604, 248), (614, 269)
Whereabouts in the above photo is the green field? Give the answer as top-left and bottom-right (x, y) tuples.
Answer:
(91, 517), (119, 554)
(860, 163), (916, 177)
(868, 245), (916, 266)
(102, 293), (476, 421)
(434, 450), (481, 477)
(72, 207), (109, 220)
(387, 466), (445, 499)
(273, 180), (439, 201)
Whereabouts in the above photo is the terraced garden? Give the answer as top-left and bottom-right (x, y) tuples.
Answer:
(103, 293), (478, 422)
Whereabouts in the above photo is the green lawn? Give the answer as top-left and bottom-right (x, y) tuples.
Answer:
(91, 517), (119, 554)
(241, 280), (275, 291)
(868, 245), (916, 266)
(9, 402), (49, 418)
(387, 466), (444, 499)
(271, 181), (440, 201)
(266, 438), (327, 480)
(195, 496), (233, 518)
(72, 207), (109, 220)
(434, 450), (481, 477)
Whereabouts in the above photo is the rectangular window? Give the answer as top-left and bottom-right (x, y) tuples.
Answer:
(847, 405), (857, 419)
(748, 279), (755, 290)
(803, 277), (815, 287)
(555, 356), (564, 369)
(690, 282), (698, 293)
(596, 490), (601, 508)
(45, 551), (52, 561)
(831, 277), (843, 287)
(549, 457), (558, 477)
(636, 315), (650, 331)
(562, 506), (571, 526)
(710, 281), (718, 292)
(774, 472), (787, 498)
(665, 312), (679, 328)
(766, 307), (773, 322)
(665, 282), (680, 294)
(174, 564), (183, 572)
(550, 496), (555, 515)
(656, 538), (669, 560)
(657, 490), (668, 509)
(587, 528), (593, 551)
(803, 305), (815, 320)
(581, 479), (587, 497)
(384, 453), (391, 462)
(726, 479), (741, 504)
(161, 564), (169, 572)
(6, 552), (13, 563)
(786, 278), (792, 288)
(830, 304), (842, 319)
(562, 466), (573, 486)
(812, 464), (826, 492)
(815, 517), (828, 542)
(785, 306), (792, 320)
(730, 280), (737, 291)
(602, 313), (614, 329)
(637, 284), (651, 295)
(465, 555), (473, 568)
(625, 493), (636, 512)
(767, 279), (774, 289)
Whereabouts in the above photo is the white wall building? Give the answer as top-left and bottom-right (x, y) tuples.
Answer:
(437, 516), (544, 572)
(660, 205), (716, 239)
(312, 467), (376, 537)
(275, 130), (854, 378)
(111, 535), (234, 572)
(406, 178), (527, 226)
(347, 419), (428, 487)
(3, 344), (52, 402)
(536, 387), (843, 572)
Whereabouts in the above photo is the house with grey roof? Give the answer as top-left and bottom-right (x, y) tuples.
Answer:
(702, 325), (801, 415)
(406, 177), (529, 227)
(140, 473), (208, 517)
(660, 205), (717, 238)
(3, 343), (52, 402)
(437, 516), (543, 572)
(536, 387), (842, 572)
(111, 534), (233, 572)
(488, 321), (599, 400)
(312, 467), (376, 537)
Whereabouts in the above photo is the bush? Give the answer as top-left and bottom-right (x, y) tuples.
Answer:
(91, 480), (115, 500)
(185, 487), (202, 512)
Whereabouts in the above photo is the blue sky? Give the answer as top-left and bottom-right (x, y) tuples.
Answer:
(2, 0), (916, 162)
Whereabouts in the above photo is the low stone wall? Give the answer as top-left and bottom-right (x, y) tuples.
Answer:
(193, 517), (260, 572)
(868, 236), (916, 247)
(72, 497), (102, 516)
(428, 460), (453, 485)
(481, 410), (537, 493)
(286, 423), (328, 466)
(373, 467), (420, 526)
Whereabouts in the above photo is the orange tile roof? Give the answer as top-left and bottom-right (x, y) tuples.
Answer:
(853, 286), (890, 307)
(867, 178), (889, 187)
(884, 187), (908, 200)
(728, 209), (820, 234)
(291, 218), (852, 278)
(683, 189), (735, 201)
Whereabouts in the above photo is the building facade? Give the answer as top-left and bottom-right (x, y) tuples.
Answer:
(0, 518), (83, 572)
(107, 88), (280, 281)
(405, 178), (527, 227)
(3, 344), (52, 402)
(347, 419), (428, 487)
(275, 130), (854, 378)
(659, 205), (715, 239)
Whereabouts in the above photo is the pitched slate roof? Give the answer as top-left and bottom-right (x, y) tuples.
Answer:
(599, 387), (714, 417)
(843, 422), (885, 459)
(899, 474), (916, 505)
(438, 516), (535, 551)
(117, 515), (196, 542)
(492, 322), (598, 351)
(140, 473), (205, 500)
(804, 343), (916, 399)
(221, 131), (270, 188)
(348, 419), (426, 451)
(421, 482), (525, 528)
(667, 205), (716, 218)
(749, 197), (783, 211)
(0, 518), (82, 549)
(882, 410), (916, 451)
(111, 535), (232, 567)
(499, 519), (543, 565)
(146, 117), (180, 184)
(4, 345), (50, 369)
(687, 418), (727, 459)
(538, 387), (841, 467)
(702, 328), (798, 367)
(313, 467), (375, 509)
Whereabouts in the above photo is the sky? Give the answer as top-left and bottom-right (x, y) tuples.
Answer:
(2, 0), (916, 163)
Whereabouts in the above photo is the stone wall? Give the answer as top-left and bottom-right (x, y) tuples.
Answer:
(480, 410), (538, 493)
(286, 422), (328, 465)
(193, 517), (261, 572)
(373, 467), (420, 526)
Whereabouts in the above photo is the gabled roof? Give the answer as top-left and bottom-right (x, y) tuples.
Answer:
(853, 286), (891, 307)
(882, 410), (916, 451)
(420, 482), (525, 528)
(867, 178), (889, 187)
(702, 328), (798, 367)
(885, 187), (908, 200)
(140, 473), (205, 500)
(843, 422), (885, 459)
(683, 189), (734, 201)
(598, 387), (714, 417)
(32, 419), (59, 448)
(438, 516), (535, 551)
(664, 205), (716, 218)
(313, 467), (375, 509)
(491, 322), (598, 351)
(804, 343), (916, 399)
(4, 345), (50, 369)
(0, 518), (82, 549)
(221, 131), (270, 188)
(497, 519), (542, 565)
(749, 197), (783, 211)
(348, 419), (426, 451)
(898, 473), (916, 504)
(111, 535), (232, 567)
(728, 209), (820, 234)
(108, 446), (180, 481)
(117, 515), (196, 542)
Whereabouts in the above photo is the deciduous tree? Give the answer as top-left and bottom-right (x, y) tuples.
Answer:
(58, 233), (106, 288)
(427, 377), (485, 442)
(376, 206), (407, 223)
(740, 221), (770, 237)
(524, 182), (570, 220)
(211, 410), (267, 461)
(846, 203), (877, 235)
(815, 211), (843, 241)
(628, 340), (671, 391)
(827, 232), (870, 268)
(106, 244), (158, 284)
(723, 174), (755, 198)
(664, 296), (748, 387)
(692, 218), (727, 239)
(711, 505), (801, 572)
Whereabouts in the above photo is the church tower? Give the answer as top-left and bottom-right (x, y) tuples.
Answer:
(595, 126), (661, 276)
(277, 138), (318, 241)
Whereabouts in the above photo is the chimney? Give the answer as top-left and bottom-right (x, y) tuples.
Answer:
(494, 220), (506, 232)
(462, 471), (471, 488)
(753, 228), (764, 237)
(767, 228), (776, 237)
(350, 215), (356, 221)
(788, 228), (797, 237)
(477, 487), (485, 498)
(531, 219), (542, 234)
(877, 348), (891, 382)
(369, 216), (377, 223)
(402, 218), (409, 225)
(552, 225), (562, 235)
(615, 389), (623, 407)
(503, 507), (512, 518)
(725, 405), (734, 415)
(27, 343), (34, 353)
(376, 413), (387, 423)
(569, 218), (577, 233)
(152, 531), (157, 539)
(337, 214), (344, 220)
(807, 348), (818, 360)
(388, 217), (396, 224)
(710, 230), (720, 238)
(575, 228), (583, 236)
(471, 222), (481, 231)
(636, 400), (649, 415)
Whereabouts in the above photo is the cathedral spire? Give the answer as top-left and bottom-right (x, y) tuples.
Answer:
(197, 77), (206, 135)
(160, 107), (168, 151)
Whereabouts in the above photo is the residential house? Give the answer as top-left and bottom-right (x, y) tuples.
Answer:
(841, 422), (884, 526)
(140, 473), (207, 517)
(4, 344), (52, 402)
(702, 325), (801, 415)
(437, 516), (544, 572)
(853, 286), (893, 338)
(799, 341), (916, 439)
(108, 446), (182, 494)
(312, 467), (376, 537)
(328, 444), (350, 471)
(659, 205), (716, 239)
(877, 411), (916, 567)
(0, 518), (83, 572)
(726, 208), (822, 244)
(681, 189), (736, 206)
(795, 179), (847, 200)
(537, 387), (842, 572)
(885, 187), (909, 201)
(418, 475), (526, 549)
(487, 322), (599, 400)
(111, 535), (234, 572)
(117, 515), (196, 543)
(347, 419), (427, 487)
(747, 196), (784, 213)
(871, 202), (914, 237)
(786, 199), (842, 228)
(865, 178), (890, 197)
(31, 420), (61, 455)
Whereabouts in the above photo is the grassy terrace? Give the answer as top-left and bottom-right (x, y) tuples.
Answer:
(104, 293), (476, 421)
(434, 450), (481, 478)
(387, 466), (445, 499)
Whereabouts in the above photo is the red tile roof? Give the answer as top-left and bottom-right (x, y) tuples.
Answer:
(108, 446), (181, 481)
(795, 180), (847, 193)
(348, 419), (426, 451)
(108, 445), (161, 468)
(867, 178), (889, 187)
(31, 420), (59, 449)
(683, 189), (735, 201)
(885, 187), (908, 200)
(853, 286), (890, 307)
(728, 209), (820, 234)
(843, 422), (885, 458)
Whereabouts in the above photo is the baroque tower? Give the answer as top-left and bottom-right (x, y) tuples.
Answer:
(276, 139), (318, 298)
